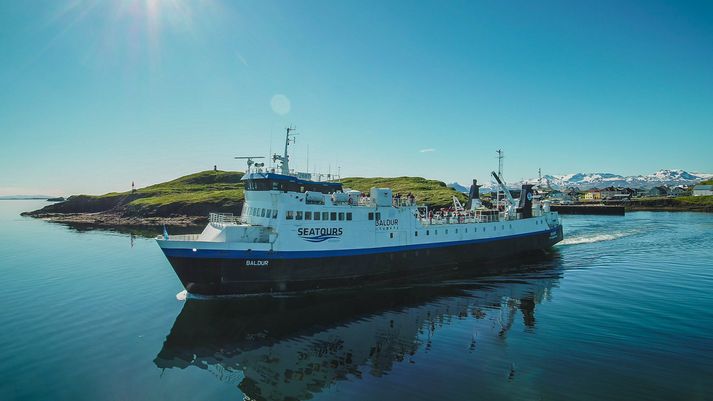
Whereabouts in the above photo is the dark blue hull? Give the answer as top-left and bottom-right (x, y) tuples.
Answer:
(163, 226), (563, 295)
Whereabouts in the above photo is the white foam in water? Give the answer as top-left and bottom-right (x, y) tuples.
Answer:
(558, 231), (636, 246)
(176, 290), (188, 301)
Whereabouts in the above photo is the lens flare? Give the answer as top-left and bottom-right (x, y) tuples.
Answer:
(45, 0), (219, 67)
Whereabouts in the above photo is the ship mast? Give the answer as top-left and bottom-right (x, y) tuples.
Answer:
(496, 149), (504, 210)
(273, 126), (297, 175)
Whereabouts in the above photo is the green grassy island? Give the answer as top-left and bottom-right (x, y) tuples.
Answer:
(23, 170), (468, 227)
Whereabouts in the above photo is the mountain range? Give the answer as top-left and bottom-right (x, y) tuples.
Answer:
(449, 169), (713, 192)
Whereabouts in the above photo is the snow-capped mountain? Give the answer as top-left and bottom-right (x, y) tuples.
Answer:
(450, 170), (713, 192)
(447, 182), (469, 193)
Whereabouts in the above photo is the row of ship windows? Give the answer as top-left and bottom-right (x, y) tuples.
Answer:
(244, 207), (278, 219)
(246, 207), (370, 221)
(286, 211), (354, 221)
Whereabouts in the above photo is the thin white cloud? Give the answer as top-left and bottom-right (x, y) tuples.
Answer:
(236, 51), (248, 67)
(419, 148), (436, 153)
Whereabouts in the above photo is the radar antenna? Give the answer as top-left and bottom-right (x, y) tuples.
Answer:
(272, 126), (298, 175)
(234, 156), (265, 173)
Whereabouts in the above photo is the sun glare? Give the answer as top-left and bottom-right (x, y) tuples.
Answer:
(47, 0), (219, 66)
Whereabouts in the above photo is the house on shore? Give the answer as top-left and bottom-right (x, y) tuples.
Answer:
(670, 186), (690, 197)
(582, 188), (602, 201)
(647, 186), (669, 197)
(600, 186), (635, 200)
(547, 189), (575, 203)
(692, 185), (713, 196)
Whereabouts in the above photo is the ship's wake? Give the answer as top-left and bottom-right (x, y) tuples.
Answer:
(558, 231), (638, 246)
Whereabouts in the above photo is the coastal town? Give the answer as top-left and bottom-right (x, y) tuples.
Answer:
(525, 182), (713, 204)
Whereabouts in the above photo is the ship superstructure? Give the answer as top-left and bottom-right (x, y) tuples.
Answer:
(156, 128), (563, 295)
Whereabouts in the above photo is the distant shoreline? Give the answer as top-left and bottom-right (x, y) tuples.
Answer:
(1, 197), (51, 201)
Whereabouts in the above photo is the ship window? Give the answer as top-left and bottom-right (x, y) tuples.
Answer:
(368, 212), (374, 220)
(455, 229), (458, 233)
(330, 212), (337, 220)
(322, 212), (329, 220)
(286, 211), (294, 220)
(445, 229), (448, 234)
(502, 225), (505, 230)
(314, 212), (321, 221)
(261, 209), (266, 217)
(273, 210), (278, 219)
(435, 230), (438, 235)
(338, 212), (344, 221)
(375, 212), (381, 220)
(415, 231), (418, 237)
(346, 212), (352, 221)
(465, 228), (468, 233)
(296, 211), (303, 220)
(483, 227), (486, 232)
(390, 233), (394, 239)
(509, 224), (512, 229)
(426, 230), (429, 235)
(305, 211), (312, 220)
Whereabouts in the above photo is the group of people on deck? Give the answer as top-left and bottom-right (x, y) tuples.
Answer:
(393, 192), (416, 206)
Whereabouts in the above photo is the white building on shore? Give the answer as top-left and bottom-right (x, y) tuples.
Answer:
(692, 185), (713, 196)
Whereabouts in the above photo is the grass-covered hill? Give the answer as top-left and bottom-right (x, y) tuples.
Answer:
(26, 170), (245, 218)
(25, 171), (468, 219)
(628, 195), (713, 212)
(340, 177), (468, 208)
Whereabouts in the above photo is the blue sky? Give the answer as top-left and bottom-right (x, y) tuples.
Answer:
(1, 0), (712, 195)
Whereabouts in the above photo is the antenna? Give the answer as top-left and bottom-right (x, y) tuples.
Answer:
(496, 149), (504, 180)
(538, 168), (542, 185)
(268, 127), (273, 170)
(272, 126), (298, 175)
(235, 156), (265, 173)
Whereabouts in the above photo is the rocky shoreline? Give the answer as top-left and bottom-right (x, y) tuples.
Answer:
(24, 211), (208, 227)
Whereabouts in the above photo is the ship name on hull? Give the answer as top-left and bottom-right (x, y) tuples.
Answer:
(298, 227), (343, 243)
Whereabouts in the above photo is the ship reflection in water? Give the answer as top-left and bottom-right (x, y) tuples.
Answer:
(155, 254), (564, 401)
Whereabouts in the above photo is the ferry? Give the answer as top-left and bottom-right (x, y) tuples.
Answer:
(156, 128), (563, 295)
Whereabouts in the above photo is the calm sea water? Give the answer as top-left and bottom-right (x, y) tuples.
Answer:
(1, 200), (712, 401)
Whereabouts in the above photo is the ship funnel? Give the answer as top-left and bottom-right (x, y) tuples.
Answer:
(465, 179), (482, 210)
(518, 184), (534, 218)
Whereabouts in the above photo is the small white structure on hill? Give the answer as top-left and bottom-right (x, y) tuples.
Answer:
(692, 185), (713, 196)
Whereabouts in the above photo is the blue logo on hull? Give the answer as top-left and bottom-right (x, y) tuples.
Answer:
(302, 234), (341, 243)
(298, 227), (343, 242)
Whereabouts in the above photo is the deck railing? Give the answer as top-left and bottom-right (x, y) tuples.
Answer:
(157, 233), (201, 241)
(209, 213), (239, 225)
